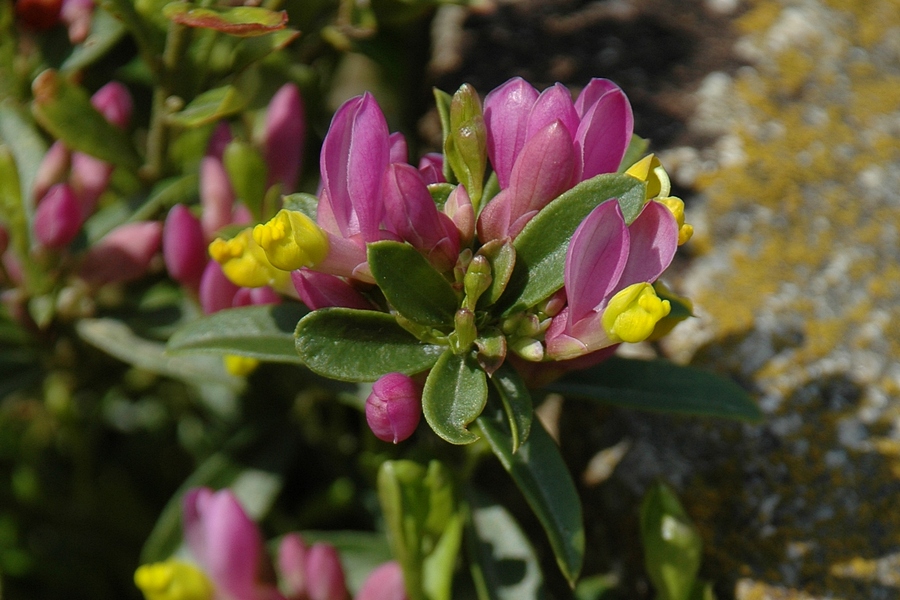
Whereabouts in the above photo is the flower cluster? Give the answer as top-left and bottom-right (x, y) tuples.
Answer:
(134, 487), (406, 600)
(206, 77), (692, 443)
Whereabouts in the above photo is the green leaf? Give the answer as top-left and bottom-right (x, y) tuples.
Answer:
(444, 84), (486, 208)
(466, 490), (548, 600)
(0, 146), (28, 258)
(640, 483), (702, 600)
(232, 30), (301, 72)
(167, 303), (307, 363)
(163, 3), (288, 36)
(167, 82), (250, 128)
(0, 99), (48, 206)
(422, 350), (487, 445)
(368, 241), (458, 328)
(432, 88), (455, 184)
(545, 357), (762, 422)
(295, 308), (444, 382)
(77, 318), (242, 389)
(223, 140), (267, 219)
(60, 8), (128, 73)
(499, 174), (646, 316)
(476, 412), (584, 585)
(490, 363), (532, 453)
(30, 70), (141, 172)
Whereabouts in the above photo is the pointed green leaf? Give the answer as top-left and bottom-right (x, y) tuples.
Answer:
(640, 483), (702, 600)
(31, 70), (141, 172)
(368, 240), (458, 328)
(545, 357), (761, 422)
(232, 30), (301, 72)
(167, 303), (307, 363)
(476, 412), (584, 585)
(168, 83), (250, 128)
(466, 490), (548, 600)
(295, 308), (444, 382)
(223, 140), (267, 219)
(499, 173), (646, 316)
(423, 350), (487, 445)
(0, 99), (48, 206)
(163, 3), (287, 36)
(490, 363), (532, 453)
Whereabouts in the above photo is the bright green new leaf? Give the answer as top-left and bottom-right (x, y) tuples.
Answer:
(466, 490), (548, 600)
(499, 174), (646, 316)
(223, 140), (268, 220)
(422, 350), (487, 445)
(476, 412), (584, 586)
(162, 3), (288, 36)
(490, 363), (532, 453)
(640, 483), (703, 600)
(31, 70), (141, 172)
(167, 303), (307, 363)
(295, 308), (444, 382)
(368, 241), (459, 328)
(545, 357), (762, 422)
(168, 83), (250, 128)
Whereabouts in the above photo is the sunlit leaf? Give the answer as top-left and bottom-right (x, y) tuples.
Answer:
(422, 350), (487, 445)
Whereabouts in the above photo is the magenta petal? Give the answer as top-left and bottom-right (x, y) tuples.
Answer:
(564, 200), (630, 324)
(574, 78), (622, 118)
(278, 533), (309, 598)
(291, 269), (372, 310)
(199, 260), (239, 314)
(34, 184), (82, 248)
(305, 544), (350, 600)
(90, 81), (133, 129)
(525, 83), (578, 140)
(163, 204), (207, 289)
(78, 221), (162, 286)
(382, 164), (448, 251)
(616, 200), (678, 289)
(389, 132), (408, 164)
(206, 122), (233, 160)
(475, 186), (513, 242)
(574, 87), (633, 180)
(417, 153), (445, 184)
(69, 152), (112, 214)
(32, 140), (70, 201)
(264, 83), (305, 193)
(356, 562), (408, 600)
(200, 156), (235, 241)
(484, 77), (539, 190)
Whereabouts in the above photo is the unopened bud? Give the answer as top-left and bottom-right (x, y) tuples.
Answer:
(278, 533), (309, 599)
(450, 308), (477, 354)
(264, 83), (305, 194)
(365, 373), (422, 444)
(231, 285), (281, 308)
(79, 221), (162, 286)
(198, 261), (238, 314)
(61, 0), (94, 44)
(305, 543), (350, 600)
(199, 156), (235, 241)
(91, 81), (133, 129)
(70, 151), (113, 213)
(32, 140), (70, 201)
(34, 183), (82, 248)
(356, 562), (408, 600)
(163, 204), (207, 290)
(463, 255), (492, 310)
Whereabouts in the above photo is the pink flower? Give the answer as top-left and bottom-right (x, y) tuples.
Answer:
(544, 200), (677, 360)
(199, 260), (240, 314)
(183, 487), (285, 600)
(90, 81), (133, 130)
(305, 544), (350, 600)
(355, 562), (407, 600)
(477, 78), (633, 241)
(291, 269), (372, 311)
(365, 373), (422, 443)
(78, 221), (162, 286)
(34, 183), (82, 248)
(264, 84), (305, 194)
(164, 204), (207, 291)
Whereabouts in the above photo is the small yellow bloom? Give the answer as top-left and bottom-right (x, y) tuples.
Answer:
(252, 209), (329, 272)
(655, 196), (693, 245)
(601, 283), (671, 344)
(209, 228), (283, 288)
(625, 154), (671, 199)
(646, 281), (694, 341)
(224, 354), (260, 377)
(134, 560), (213, 600)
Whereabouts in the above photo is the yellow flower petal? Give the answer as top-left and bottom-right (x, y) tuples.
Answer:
(601, 283), (671, 344)
(252, 209), (329, 271)
(134, 560), (213, 600)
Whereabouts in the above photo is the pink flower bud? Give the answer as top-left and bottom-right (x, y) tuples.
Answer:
(34, 183), (82, 248)
(32, 141), (70, 202)
(264, 83), (305, 194)
(443, 184), (474, 247)
(278, 533), (309, 599)
(79, 221), (162, 286)
(207, 122), (233, 160)
(60, 0), (93, 43)
(200, 156), (236, 241)
(69, 151), (112, 213)
(417, 153), (445, 184)
(365, 373), (422, 443)
(90, 81), (132, 129)
(356, 562), (408, 600)
(199, 260), (239, 314)
(305, 544), (349, 600)
(291, 269), (372, 310)
(163, 204), (207, 291)
(389, 132), (408, 164)
(231, 285), (281, 308)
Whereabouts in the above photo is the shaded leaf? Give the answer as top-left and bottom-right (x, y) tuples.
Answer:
(368, 241), (458, 328)
(163, 3), (288, 36)
(0, 98), (48, 206)
(31, 70), (141, 172)
(295, 308), (444, 382)
(640, 483), (702, 600)
(167, 303), (307, 363)
(545, 357), (761, 422)
(168, 81), (252, 128)
(422, 350), (487, 445)
(499, 174), (646, 316)
(60, 8), (128, 73)
(476, 412), (584, 585)
(490, 363), (532, 453)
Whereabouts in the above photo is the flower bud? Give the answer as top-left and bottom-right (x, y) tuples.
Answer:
(79, 221), (162, 286)
(365, 373), (422, 444)
(199, 261), (239, 314)
(278, 533), (309, 599)
(34, 183), (82, 248)
(32, 141), (70, 202)
(442, 184), (474, 247)
(61, 0), (94, 44)
(91, 81), (133, 129)
(231, 285), (281, 308)
(305, 543), (349, 600)
(199, 156), (235, 241)
(70, 151), (113, 213)
(291, 269), (371, 311)
(356, 562), (408, 600)
(600, 282), (671, 344)
(264, 83), (305, 194)
(418, 153), (445, 184)
(163, 204), (207, 290)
